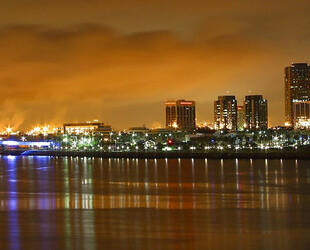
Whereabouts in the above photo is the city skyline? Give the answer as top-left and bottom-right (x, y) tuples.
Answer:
(1, 2), (310, 249)
(0, 1), (310, 130)
(0, 83), (304, 132)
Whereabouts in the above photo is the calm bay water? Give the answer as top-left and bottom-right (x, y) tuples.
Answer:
(0, 156), (310, 249)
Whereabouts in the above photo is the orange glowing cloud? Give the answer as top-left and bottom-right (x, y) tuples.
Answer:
(0, 0), (309, 129)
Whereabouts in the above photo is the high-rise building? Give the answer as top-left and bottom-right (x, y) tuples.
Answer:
(293, 101), (310, 128)
(285, 63), (310, 126)
(165, 99), (196, 130)
(237, 106), (245, 131)
(244, 95), (268, 130)
(214, 96), (237, 130)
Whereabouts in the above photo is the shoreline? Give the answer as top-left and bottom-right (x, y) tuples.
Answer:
(1, 150), (310, 159)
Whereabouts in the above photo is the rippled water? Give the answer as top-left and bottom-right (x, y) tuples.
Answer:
(0, 156), (310, 249)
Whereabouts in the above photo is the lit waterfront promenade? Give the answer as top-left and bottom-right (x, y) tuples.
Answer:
(1, 149), (310, 159)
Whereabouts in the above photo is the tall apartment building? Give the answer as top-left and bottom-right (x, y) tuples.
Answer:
(214, 96), (237, 130)
(244, 95), (268, 130)
(165, 99), (196, 130)
(237, 106), (245, 131)
(285, 63), (310, 126)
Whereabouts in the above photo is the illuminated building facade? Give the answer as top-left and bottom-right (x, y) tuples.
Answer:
(285, 63), (310, 126)
(0, 140), (52, 148)
(293, 101), (310, 128)
(214, 96), (237, 130)
(244, 95), (268, 130)
(63, 121), (112, 135)
(237, 106), (245, 131)
(165, 100), (196, 130)
(128, 125), (149, 134)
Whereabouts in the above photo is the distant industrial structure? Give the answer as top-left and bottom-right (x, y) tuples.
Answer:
(165, 99), (196, 130)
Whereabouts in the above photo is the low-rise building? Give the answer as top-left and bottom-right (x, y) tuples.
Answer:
(63, 121), (112, 135)
(128, 125), (150, 134)
(293, 101), (310, 128)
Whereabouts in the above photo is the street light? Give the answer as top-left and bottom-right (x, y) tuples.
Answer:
(172, 122), (178, 131)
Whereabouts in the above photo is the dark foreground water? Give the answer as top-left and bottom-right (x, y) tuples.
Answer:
(0, 156), (310, 249)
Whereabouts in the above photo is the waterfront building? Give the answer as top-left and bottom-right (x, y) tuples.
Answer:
(244, 95), (268, 130)
(214, 96), (237, 130)
(165, 99), (196, 130)
(0, 140), (51, 149)
(63, 121), (112, 135)
(293, 101), (310, 128)
(285, 63), (310, 126)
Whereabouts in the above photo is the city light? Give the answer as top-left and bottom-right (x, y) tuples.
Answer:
(27, 125), (57, 136)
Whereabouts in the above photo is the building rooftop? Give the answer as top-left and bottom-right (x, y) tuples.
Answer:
(291, 63), (308, 67)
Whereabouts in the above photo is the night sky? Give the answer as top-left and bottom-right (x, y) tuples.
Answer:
(0, 0), (310, 130)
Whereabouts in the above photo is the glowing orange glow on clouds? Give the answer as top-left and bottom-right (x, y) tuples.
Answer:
(0, 0), (309, 130)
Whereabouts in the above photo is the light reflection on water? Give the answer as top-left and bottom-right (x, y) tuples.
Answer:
(0, 156), (310, 249)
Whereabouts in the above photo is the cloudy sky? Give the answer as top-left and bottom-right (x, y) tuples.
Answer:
(0, 0), (309, 130)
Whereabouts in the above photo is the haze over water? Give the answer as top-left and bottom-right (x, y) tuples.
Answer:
(0, 156), (309, 249)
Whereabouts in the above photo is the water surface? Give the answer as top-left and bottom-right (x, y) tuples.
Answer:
(0, 156), (309, 249)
